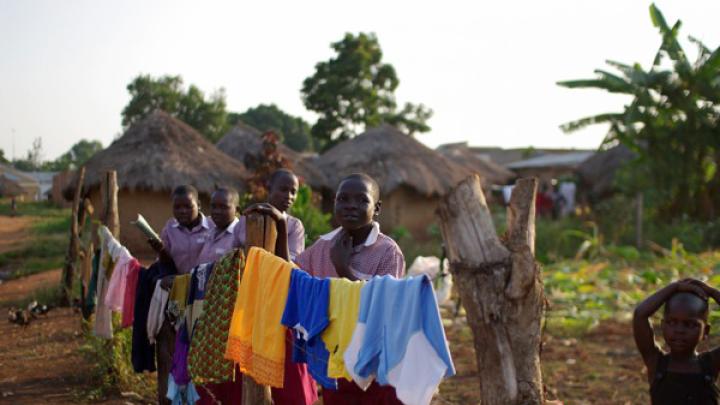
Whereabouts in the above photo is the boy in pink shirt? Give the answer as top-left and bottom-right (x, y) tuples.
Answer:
(256, 173), (405, 404)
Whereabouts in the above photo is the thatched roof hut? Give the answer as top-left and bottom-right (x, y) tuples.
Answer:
(216, 122), (327, 189)
(436, 144), (516, 186)
(315, 125), (472, 238)
(67, 110), (249, 256)
(577, 144), (635, 200)
(0, 163), (40, 200)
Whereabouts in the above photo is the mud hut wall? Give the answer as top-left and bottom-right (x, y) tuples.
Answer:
(380, 187), (439, 240)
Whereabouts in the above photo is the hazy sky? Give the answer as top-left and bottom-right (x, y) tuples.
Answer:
(1, 1), (719, 161)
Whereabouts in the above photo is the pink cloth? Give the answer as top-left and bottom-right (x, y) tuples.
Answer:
(271, 329), (318, 405)
(295, 223), (405, 280)
(161, 214), (213, 274)
(104, 236), (135, 312)
(120, 259), (141, 328)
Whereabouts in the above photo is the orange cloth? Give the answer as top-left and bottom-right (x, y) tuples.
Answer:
(225, 247), (293, 388)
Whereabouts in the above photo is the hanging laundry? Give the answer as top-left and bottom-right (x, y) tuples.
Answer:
(281, 269), (336, 389)
(166, 321), (200, 405)
(323, 277), (364, 380)
(103, 229), (138, 313)
(147, 280), (170, 345)
(184, 262), (214, 337)
(344, 275), (455, 405)
(120, 260), (141, 328)
(167, 274), (191, 329)
(187, 249), (244, 384)
(83, 249), (100, 318)
(94, 226), (116, 339)
(131, 261), (175, 373)
(225, 247), (292, 388)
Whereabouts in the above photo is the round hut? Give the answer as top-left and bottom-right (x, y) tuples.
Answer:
(66, 110), (250, 256)
(577, 144), (635, 202)
(315, 124), (472, 239)
(216, 122), (327, 190)
(436, 144), (516, 188)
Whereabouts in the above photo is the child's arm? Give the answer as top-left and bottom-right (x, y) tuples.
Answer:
(633, 280), (707, 366)
(685, 279), (720, 371)
(330, 231), (358, 281)
(243, 203), (290, 261)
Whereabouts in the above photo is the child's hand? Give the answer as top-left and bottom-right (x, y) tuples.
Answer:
(675, 278), (709, 300)
(330, 231), (353, 276)
(160, 275), (175, 291)
(683, 278), (720, 302)
(148, 238), (164, 253)
(243, 203), (286, 223)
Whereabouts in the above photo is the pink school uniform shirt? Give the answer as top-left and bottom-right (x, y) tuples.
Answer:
(295, 222), (405, 280)
(161, 214), (213, 274)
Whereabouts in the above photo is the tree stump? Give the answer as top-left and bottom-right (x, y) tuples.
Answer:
(438, 175), (544, 405)
(242, 213), (275, 405)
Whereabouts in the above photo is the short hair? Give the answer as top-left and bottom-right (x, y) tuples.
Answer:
(212, 187), (240, 206)
(665, 292), (710, 320)
(338, 173), (380, 202)
(172, 185), (198, 201)
(268, 169), (298, 188)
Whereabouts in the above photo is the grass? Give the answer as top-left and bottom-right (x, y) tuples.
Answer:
(0, 200), (71, 279)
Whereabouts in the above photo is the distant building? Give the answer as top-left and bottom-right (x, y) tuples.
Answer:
(0, 163), (41, 201)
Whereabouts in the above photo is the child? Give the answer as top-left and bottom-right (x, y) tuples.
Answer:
(633, 278), (720, 404)
(148, 185), (211, 405)
(151, 185), (211, 274)
(257, 172), (405, 404)
(196, 187), (243, 265)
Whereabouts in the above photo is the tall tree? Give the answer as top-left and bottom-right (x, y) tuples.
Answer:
(0, 149), (8, 164)
(301, 32), (432, 150)
(228, 104), (314, 152)
(558, 4), (720, 220)
(122, 74), (229, 142)
(51, 139), (103, 170)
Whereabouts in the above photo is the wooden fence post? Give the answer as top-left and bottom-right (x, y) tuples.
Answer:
(241, 213), (276, 405)
(437, 175), (545, 405)
(60, 166), (85, 306)
(102, 171), (120, 238)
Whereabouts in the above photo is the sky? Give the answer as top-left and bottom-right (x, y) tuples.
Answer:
(1, 1), (719, 161)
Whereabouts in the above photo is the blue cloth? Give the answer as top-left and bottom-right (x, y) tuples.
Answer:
(131, 260), (175, 373)
(352, 275), (455, 387)
(167, 375), (200, 405)
(281, 269), (336, 389)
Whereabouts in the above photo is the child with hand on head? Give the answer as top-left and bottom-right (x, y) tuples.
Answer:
(634, 278), (720, 404)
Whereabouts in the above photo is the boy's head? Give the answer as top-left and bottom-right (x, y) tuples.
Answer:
(267, 169), (299, 213)
(210, 187), (239, 230)
(334, 173), (381, 231)
(171, 185), (200, 227)
(662, 291), (710, 355)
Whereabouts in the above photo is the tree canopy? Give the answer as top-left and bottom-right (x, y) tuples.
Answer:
(558, 4), (720, 220)
(301, 32), (432, 150)
(122, 74), (229, 142)
(228, 104), (314, 152)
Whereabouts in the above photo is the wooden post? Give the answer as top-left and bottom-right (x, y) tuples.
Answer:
(241, 213), (275, 405)
(60, 166), (85, 306)
(438, 175), (544, 405)
(102, 171), (120, 238)
(636, 192), (644, 249)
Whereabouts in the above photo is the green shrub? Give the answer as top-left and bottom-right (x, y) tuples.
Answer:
(289, 185), (332, 245)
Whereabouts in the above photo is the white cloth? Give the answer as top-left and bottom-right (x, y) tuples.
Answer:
(147, 280), (169, 345)
(502, 185), (514, 204)
(559, 182), (576, 216)
(93, 226), (114, 339)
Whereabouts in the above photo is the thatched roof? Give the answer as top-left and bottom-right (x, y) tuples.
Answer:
(216, 122), (328, 189)
(436, 145), (516, 186)
(65, 110), (249, 198)
(315, 125), (472, 197)
(577, 144), (635, 198)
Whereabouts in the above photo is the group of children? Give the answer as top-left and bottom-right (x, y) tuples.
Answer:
(148, 169), (406, 404)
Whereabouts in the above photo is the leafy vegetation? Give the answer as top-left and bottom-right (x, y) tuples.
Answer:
(229, 104), (314, 152)
(289, 185), (332, 246)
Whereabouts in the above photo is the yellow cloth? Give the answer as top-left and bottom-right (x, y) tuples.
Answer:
(323, 277), (364, 380)
(225, 247), (292, 388)
(168, 274), (190, 318)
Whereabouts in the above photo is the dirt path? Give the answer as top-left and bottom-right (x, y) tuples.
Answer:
(0, 215), (134, 404)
